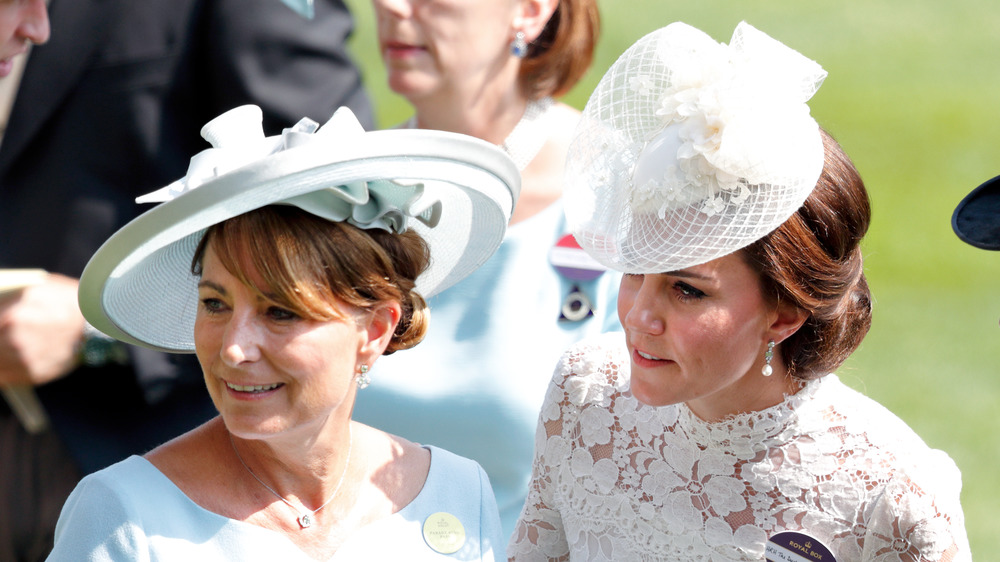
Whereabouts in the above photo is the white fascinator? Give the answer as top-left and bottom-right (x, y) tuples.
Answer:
(564, 21), (827, 273)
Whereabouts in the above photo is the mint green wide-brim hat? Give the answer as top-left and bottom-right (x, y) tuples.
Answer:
(79, 105), (520, 353)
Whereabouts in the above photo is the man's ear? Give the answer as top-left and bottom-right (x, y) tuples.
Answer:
(358, 301), (402, 365)
(513, 0), (559, 43)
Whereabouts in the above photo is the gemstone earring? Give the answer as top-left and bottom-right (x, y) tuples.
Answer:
(356, 364), (371, 389)
(511, 31), (528, 58)
(762, 340), (776, 377)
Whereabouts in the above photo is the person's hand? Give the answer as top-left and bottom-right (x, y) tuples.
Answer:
(0, 274), (85, 387)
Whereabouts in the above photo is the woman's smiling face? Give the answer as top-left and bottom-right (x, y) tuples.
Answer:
(194, 243), (365, 440)
(617, 252), (799, 421)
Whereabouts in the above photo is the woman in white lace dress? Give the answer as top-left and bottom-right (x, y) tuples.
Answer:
(508, 22), (971, 561)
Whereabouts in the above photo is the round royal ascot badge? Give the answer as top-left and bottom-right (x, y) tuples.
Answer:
(550, 234), (607, 322)
(765, 531), (836, 562)
(560, 287), (593, 322)
(422, 512), (466, 555)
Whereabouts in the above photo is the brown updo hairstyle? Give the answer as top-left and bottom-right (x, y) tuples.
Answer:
(191, 205), (431, 354)
(519, 0), (600, 100)
(742, 129), (872, 379)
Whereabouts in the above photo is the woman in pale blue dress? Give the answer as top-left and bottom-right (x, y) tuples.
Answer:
(355, 0), (620, 536)
(47, 105), (519, 560)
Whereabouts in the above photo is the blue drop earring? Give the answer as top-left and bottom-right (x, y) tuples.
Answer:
(511, 31), (528, 58)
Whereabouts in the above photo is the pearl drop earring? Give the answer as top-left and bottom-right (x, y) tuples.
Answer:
(762, 340), (775, 377)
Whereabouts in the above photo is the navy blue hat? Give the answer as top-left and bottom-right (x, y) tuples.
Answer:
(952, 175), (1000, 250)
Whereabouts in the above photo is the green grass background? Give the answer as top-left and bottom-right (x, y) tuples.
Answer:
(344, 0), (999, 556)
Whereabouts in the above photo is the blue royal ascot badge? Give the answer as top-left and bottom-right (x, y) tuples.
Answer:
(550, 234), (606, 322)
(765, 531), (836, 562)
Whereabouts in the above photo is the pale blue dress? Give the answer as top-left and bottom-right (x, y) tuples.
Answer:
(353, 201), (623, 537)
(47, 446), (504, 561)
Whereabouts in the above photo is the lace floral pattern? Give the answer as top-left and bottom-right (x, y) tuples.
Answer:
(508, 334), (970, 561)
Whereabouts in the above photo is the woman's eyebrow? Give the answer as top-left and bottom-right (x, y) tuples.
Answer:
(663, 270), (713, 281)
(197, 280), (227, 295)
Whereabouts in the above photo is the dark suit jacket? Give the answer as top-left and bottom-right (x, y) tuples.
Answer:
(0, 0), (373, 473)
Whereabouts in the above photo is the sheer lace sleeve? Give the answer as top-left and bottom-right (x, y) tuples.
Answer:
(859, 461), (968, 560)
(508, 335), (627, 561)
(828, 407), (971, 561)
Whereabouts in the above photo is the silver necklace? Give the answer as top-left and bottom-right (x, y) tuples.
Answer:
(402, 96), (555, 171)
(230, 426), (353, 529)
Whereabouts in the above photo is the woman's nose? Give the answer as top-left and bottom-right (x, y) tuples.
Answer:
(624, 280), (665, 336)
(220, 314), (262, 366)
(373, 0), (412, 18)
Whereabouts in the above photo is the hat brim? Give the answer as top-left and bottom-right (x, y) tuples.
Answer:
(952, 175), (1000, 250)
(79, 129), (519, 352)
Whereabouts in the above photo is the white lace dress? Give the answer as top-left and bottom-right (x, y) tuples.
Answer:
(508, 334), (970, 561)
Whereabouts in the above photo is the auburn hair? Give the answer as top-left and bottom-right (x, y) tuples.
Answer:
(192, 205), (431, 354)
(742, 129), (872, 378)
(519, 0), (600, 99)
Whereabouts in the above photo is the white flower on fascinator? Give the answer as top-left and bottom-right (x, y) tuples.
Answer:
(629, 75), (656, 96)
(633, 22), (825, 216)
(565, 21), (828, 274)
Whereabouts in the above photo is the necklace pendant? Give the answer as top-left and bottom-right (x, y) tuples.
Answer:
(297, 513), (313, 529)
